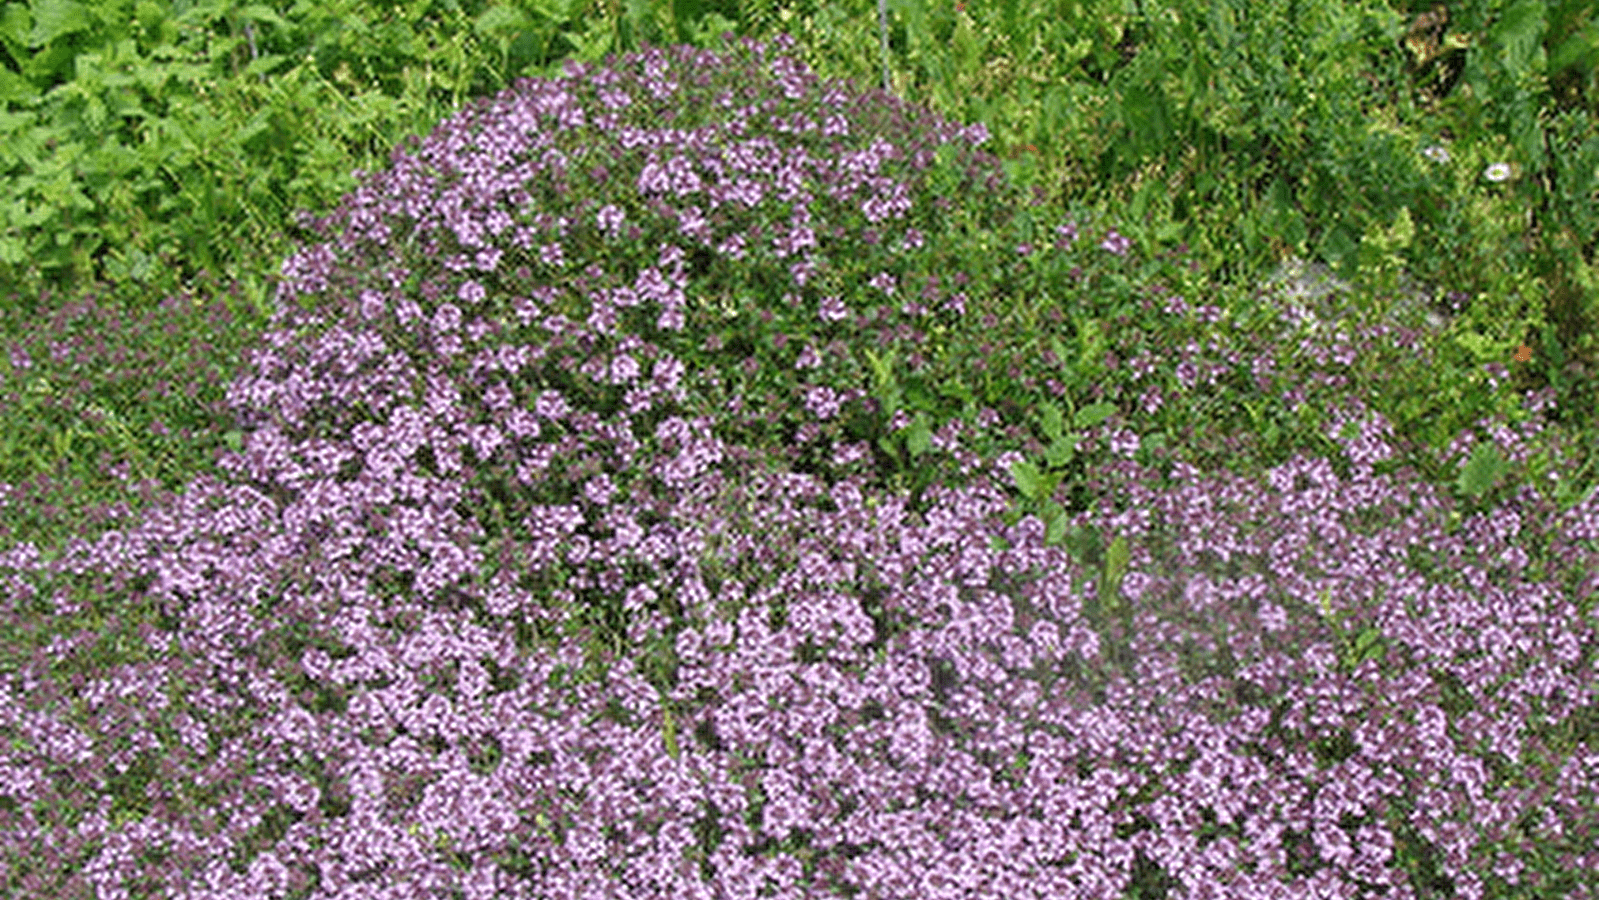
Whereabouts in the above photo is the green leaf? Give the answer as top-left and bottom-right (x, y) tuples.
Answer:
(1044, 434), (1075, 468)
(1550, 25), (1599, 75)
(1487, 0), (1548, 74)
(0, 235), (24, 265)
(1458, 442), (1512, 499)
(1042, 500), (1067, 546)
(862, 346), (897, 392)
(1098, 532), (1131, 614)
(1338, 625), (1387, 672)
(905, 412), (931, 457)
(1011, 459), (1043, 500)
(1073, 401), (1116, 429)
(475, 4), (530, 36)
(1104, 533), (1130, 585)
(1038, 401), (1064, 441)
(243, 53), (287, 79)
(29, 0), (91, 47)
(661, 700), (680, 761)
(0, 69), (39, 103)
(1353, 626), (1382, 657)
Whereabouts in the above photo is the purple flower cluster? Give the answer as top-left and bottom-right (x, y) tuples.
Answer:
(1, 33), (1596, 900)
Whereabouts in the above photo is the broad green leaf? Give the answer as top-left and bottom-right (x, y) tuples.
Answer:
(1011, 459), (1042, 500)
(905, 412), (931, 457)
(1038, 401), (1064, 441)
(1073, 401), (1117, 429)
(1458, 442), (1512, 499)
(475, 4), (530, 36)
(1044, 434), (1074, 468)
(29, 0), (91, 46)
(1037, 468), (1065, 503)
(1043, 502), (1068, 546)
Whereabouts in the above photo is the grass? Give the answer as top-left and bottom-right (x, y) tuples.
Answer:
(0, 1), (1596, 897)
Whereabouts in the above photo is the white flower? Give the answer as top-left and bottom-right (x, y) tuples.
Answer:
(1422, 145), (1450, 164)
(1483, 162), (1512, 183)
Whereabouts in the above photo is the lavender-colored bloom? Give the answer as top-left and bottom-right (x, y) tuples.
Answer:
(1100, 229), (1132, 255)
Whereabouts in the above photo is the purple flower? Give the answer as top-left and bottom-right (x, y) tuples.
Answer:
(1100, 229), (1132, 255)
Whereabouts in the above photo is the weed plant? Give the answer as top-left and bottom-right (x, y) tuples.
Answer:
(0, 5), (1596, 900)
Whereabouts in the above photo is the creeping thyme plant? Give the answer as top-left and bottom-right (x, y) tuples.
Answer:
(0, 28), (1596, 900)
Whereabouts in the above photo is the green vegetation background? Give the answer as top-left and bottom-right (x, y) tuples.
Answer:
(0, 0), (1596, 560)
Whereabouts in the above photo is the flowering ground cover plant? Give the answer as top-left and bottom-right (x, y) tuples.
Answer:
(0, 31), (1596, 900)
